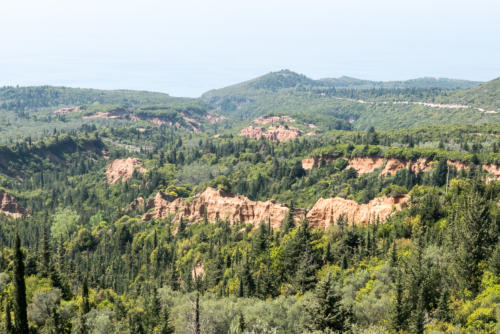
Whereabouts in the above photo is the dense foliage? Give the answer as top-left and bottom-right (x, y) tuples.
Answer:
(0, 73), (499, 333)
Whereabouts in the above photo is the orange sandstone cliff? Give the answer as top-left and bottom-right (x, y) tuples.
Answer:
(0, 191), (26, 219)
(239, 125), (301, 142)
(302, 156), (498, 179)
(306, 195), (409, 229)
(106, 158), (147, 184)
(144, 187), (290, 228)
(143, 187), (408, 229)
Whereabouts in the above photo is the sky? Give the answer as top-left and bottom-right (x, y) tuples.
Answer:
(1, 0), (499, 97)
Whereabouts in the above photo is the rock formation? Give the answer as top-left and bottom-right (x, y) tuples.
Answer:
(106, 158), (147, 184)
(302, 155), (499, 180)
(252, 115), (295, 125)
(143, 187), (290, 228)
(348, 157), (385, 175)
(306, 195), (409, 229)
(54, 106), (80, 114)
(0, 191), (26, 219)
(144, 187), (410, 230)
(239, 125), (302, 142)
(482, 163), (500, 180)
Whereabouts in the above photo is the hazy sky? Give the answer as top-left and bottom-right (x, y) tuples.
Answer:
(1, 0), (499, 97)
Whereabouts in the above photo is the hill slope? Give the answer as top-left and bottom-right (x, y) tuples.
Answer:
(0, 85), (189, 112)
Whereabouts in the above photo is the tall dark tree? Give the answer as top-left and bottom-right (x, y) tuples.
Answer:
(4, 301), (14, 334)
(391, 271), (408, 331)
(306, 272), (351, 332)
(82, 279), (90, 314)
(449, 187), (495, 295)
(13, 234), (29, 334)
(194, 292), (200, 334)
(411, 286), (425, 334)
(159, 307), (175, 334)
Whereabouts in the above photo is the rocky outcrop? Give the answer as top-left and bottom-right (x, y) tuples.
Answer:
(301, 155), (499, 178)
(142, 191), (181, 221)
(0, 191), (26, 219)
(54, 106), (80, 114)
(252, 115), (295, 125)
(306, 195), (409, 229)
(302, 157), (316, 170)
(239, 125), (301, 142)
(482, 164), (500, 180)
(127, 196), (155, 212)
(143, 187), (290, 228)
(106, 158), (147, 184)
(301, 155), (336, 170)
(192, 263), (205, 280)
(348, 157), (385, 175)
(205, 114), (225, 124)
(144, 187), (410, 229)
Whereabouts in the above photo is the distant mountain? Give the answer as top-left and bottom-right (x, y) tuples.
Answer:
(448, 77), (500, 110)
(201, 70), (498, 130)
(202, 70), (482, 101)
(319, 76), (482, 89)
(0, 86), (189, 112)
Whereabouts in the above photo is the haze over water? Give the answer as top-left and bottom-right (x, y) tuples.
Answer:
(1, 0), (499, 97)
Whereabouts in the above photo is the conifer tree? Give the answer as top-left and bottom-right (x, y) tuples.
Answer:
(82, 278), (90, 314)
(194, 292), (200, 334)
(13, 234), (29, 334)
(391, 271), (408, 331)
(159, 307), (175, 334)
(435, 288), (450, 322)
(411, 286), (425, 334)
(5, 301), (13, 334)
(306, 272), (351, 332)
(450, 188), (494, 295)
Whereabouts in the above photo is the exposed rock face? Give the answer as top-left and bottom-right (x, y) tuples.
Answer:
(482, 164), (500, 180)
(144, 187), (410, 229)
(239, 125), (301, 142)
(302, 157), (316, 170)
(0, 191), (26, 219)
(302, 156), (499, 179)
(142, 191), (181, 221)
(144, 187), (290, 228)
(301, 155), (336, 170)
(252, 115), (295, 125)
(192, 263), (205, 280)
(205, 114), (225, 124)
(54, 106), (80, 114)
(348, 157), (385, 175)
(306, 195), (409, 229)
(127, 196), (154, 212)
(106, 158), (147, 184)
(448, 160), (469, 170)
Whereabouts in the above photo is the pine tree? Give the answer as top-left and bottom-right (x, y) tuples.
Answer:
(294, 246), (317, 293)
(194, 292), (200, 334)
(5, 301), (13, 334)
(390, 240), (398, 267)
(282, 202), (295, 234)
(13, 235), (29, 334)
(238, 312), (246, 333)
(410, 286), (425, 334)
(489, 241), (500, 275)
(39, 224), (51, 278)
(306, 272), (351, 332)
(82, 278), (90, 314)
(159, 307), (175, 334)
(450, 188), (494, 295)
(435, 288), (450, 322)
(391, 271), (408, 331)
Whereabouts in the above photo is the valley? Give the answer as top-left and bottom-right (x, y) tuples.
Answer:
(0, 70), (499, 333)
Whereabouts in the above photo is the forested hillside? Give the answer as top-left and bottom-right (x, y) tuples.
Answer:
(0, 72), (499, 333)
